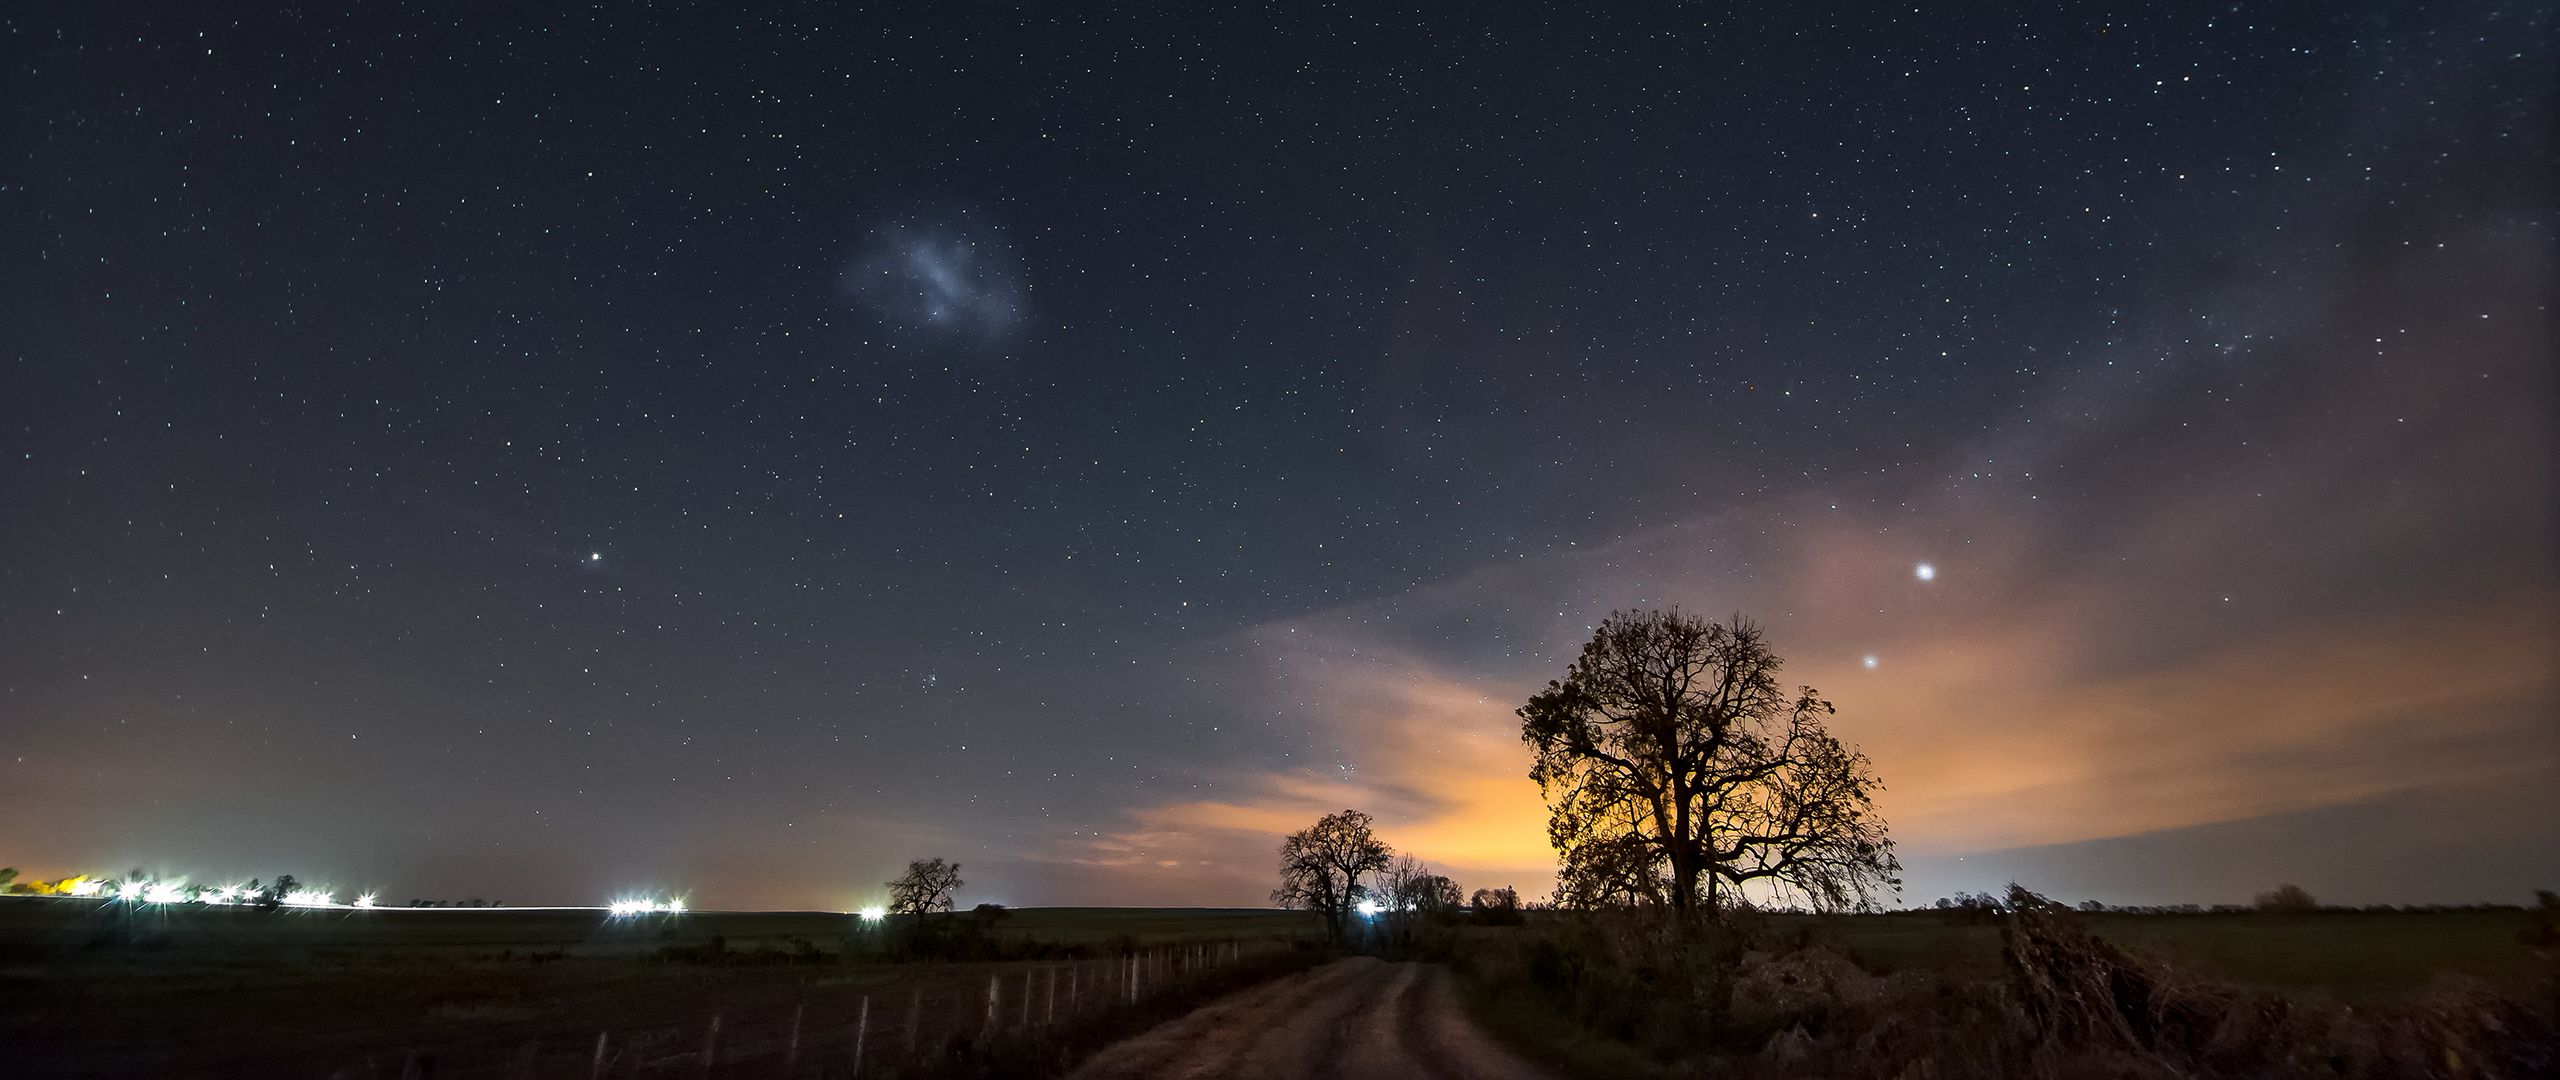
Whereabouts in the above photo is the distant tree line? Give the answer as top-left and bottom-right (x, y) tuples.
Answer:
(1268, 810), (1523, 941)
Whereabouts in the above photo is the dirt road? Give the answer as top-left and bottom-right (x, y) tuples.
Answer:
(1070, 957), (1553, 1080)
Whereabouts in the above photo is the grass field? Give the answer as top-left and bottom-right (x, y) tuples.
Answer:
(0, 897), (1322, 1078)
(1787, 908), (2544, 1002)
(990, 906), (1316, 946)
(3, 897), (2542, 1076)
(0, 896), (1318, 957)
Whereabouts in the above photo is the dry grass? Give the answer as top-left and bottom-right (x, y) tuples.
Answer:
(1452, 891), (2560, 1079)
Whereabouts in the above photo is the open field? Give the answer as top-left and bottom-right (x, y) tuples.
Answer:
(0, 897), (1320, 1078)
(1785, 908), (2545, 1002)
(992, 907), (1315, 947)
(0, 896), (1316, 958)
(5, 897), (2547, 1077)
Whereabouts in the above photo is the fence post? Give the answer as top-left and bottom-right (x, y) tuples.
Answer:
(905, 987), (921, 1058)
(590, 1031), (609, 1080)
(853, 995), (870, 1076)
(785, 1001), (803, 1073)
(1045, 966), (1057, 1025)
(985, 973), (999, 1032)
(1020, 970), (1032, 1028)
(1069, 964), (1079, 1013)
(699, 1013), (721, 1078)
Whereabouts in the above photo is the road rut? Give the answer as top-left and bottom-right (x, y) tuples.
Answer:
(1069, 957), (1551, 1080)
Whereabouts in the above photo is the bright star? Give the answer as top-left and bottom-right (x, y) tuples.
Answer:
(1914, 562), (1936, 581)
(588, 552), (601, 562)
(1863, 655), (1880, 669)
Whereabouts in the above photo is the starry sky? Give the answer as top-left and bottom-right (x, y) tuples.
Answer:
(3, 2), (2553, 911)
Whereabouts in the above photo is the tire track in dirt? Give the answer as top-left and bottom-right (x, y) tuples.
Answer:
(1069, 957), (1551, 1080)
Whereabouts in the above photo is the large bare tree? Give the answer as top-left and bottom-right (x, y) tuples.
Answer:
(887, 857), (964, 926)
(1271, 809), (1393, 942)
(1520, 610), (1899, 916)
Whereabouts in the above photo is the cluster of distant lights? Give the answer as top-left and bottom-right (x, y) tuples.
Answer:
(64, 877), (377, 909)
(605, 896), (687, 916)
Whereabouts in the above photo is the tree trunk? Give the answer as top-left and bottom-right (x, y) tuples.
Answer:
(1668, 778), (1698, 918)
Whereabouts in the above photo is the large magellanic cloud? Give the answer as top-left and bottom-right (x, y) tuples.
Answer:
(840, 209), (1029, 348)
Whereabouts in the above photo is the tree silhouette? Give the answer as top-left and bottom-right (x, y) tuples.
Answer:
(1271, 809), (1392, 943)
(1377, 855), (1462, 919)
(1521, 610), (1899, 916)
(887, 858), (963, 926)
(1402, 872), (1463, 916)
(1469, 886), (1523, 924)
(2254, 883), (2317, 912)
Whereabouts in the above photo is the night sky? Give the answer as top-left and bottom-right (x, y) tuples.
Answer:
(4, 3), (2552, 911)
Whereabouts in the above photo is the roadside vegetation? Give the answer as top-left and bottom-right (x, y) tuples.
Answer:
(1434, 890), (2559, 1079)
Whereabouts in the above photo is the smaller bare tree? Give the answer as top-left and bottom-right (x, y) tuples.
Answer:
(1388, 859), (1463, 917)
(888, 858), (964, 926)
(1272, 809), (1392, 943)
(2253, 883), (2317, 913)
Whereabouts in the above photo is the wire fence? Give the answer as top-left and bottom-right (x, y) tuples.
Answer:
(355, 938), (1289, 1079)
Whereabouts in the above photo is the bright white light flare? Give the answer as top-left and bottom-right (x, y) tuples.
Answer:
(1355, 899), (1382, 918)
(1914, 562), (1936, 581)
(857, 905), (888, 921)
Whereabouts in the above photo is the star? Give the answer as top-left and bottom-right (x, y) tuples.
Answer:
(1914, 562), (1936, 582)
